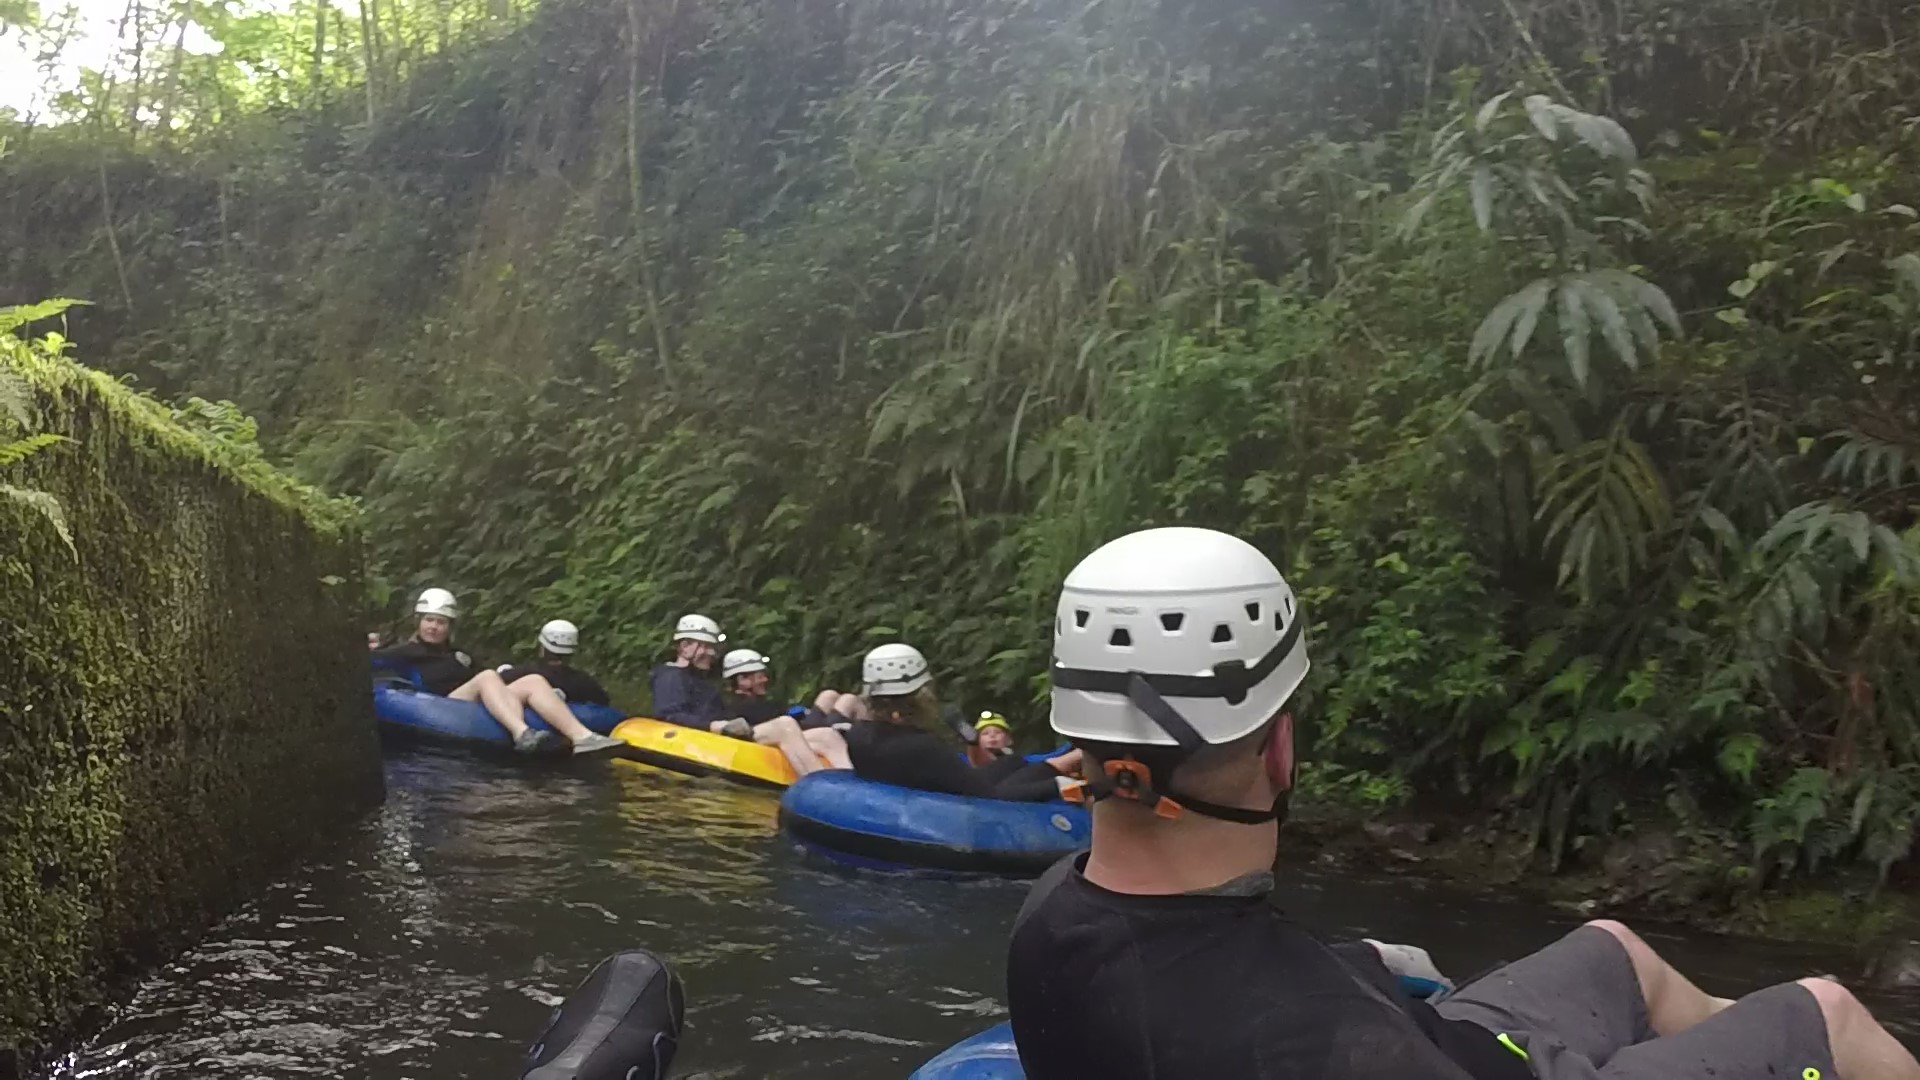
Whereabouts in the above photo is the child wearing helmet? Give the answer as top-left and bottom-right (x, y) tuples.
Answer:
(371, 589), (622, 755)
(496, 619), (611, 707)
(966, 712), (1016, 768)
(1007, 528), (1902, 1080)
(836, 643), (1081, 801)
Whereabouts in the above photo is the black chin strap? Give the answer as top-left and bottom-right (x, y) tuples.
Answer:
(1064, 673), (1286, 826)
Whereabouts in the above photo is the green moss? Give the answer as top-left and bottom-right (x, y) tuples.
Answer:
(0, 327), (383, 1071)
(1727, 888), (1917, 950)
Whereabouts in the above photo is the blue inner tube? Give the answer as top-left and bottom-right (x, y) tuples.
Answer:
(373, 683), (624, 747)
(910, 975), (1449, 1078)
(778, 771), (1090, 876)
(909, 1023), (1022, 1080)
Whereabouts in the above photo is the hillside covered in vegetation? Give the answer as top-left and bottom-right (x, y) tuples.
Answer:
(3, 0), (1918, 906)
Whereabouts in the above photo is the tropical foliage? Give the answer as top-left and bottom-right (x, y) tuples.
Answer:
(4, 0), (1919, 889)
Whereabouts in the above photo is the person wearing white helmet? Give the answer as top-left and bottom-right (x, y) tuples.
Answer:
(719, 649), (853, 773)
(371, 588), (622, 755)
(836, 643), (1081, 800)
(496, 620), (612, 708)
(1007, 528), (1905, 1080)
(649, 614), (739, 734)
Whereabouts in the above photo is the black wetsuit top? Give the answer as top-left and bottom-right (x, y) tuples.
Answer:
(844, 721), (1061, 801)
(727, 695), (789, 726)
(1007, 854), (1533, 1080)
(370, 640), (474, 696)
(499, 660), (611, 707)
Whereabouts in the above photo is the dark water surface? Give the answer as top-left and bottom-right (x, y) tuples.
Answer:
(59, 747), (1919, 1078)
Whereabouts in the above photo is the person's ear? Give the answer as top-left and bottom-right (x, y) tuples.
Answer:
(1264, 712), (1296, 790)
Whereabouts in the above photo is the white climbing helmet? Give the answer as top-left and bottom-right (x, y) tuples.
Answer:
(722, 649), (770, 679)
(415, 587), (458, 620)
(673, 613), (725, 644)
(539, 619), (579, 655)
(1050, 527), (1309, 747)
(863, 643), (932, 697)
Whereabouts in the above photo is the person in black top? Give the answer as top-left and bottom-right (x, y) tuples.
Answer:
(1009, 527), (1910, 1080)
(647, 615), (844, 777)
(720, 648), (853, 770)
(838, 643), (1081, 801)
(370, 589), (622, 755)
(496, 620), (612, 707)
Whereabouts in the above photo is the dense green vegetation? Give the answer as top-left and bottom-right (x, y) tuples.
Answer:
(0, 306), (380, 1065)
(3, 0), (1918, 896)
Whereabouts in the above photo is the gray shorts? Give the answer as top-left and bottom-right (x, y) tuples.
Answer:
(1436, 925), (1836, 1080)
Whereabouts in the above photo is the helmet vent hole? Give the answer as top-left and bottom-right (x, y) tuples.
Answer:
(1274, 609), (1285, 630)
(1245, 601), (1261, 622)
(1055, 617), (1062, 635)
(1075, 609), (1090, 629)
(1159, 612), (1184, 632)
(1109, 628), (1133, 648)
(1211, 623), (1233, 644)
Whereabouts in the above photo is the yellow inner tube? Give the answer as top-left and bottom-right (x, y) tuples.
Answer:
(611, 718), (800, 788)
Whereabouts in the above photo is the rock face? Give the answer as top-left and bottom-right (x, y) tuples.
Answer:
(0, 330), (384, 1075)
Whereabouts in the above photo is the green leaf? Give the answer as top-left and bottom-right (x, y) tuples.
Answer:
(1522, 94), (1559, 140)
(1506, 278), (1552, 359)
(1728, 278), (1756, 299)
(1888, 254), (1920, 298)
(1717, 733), (1764, 784)
(1555, 279), (1591, 388)
(1, 483), (75, 558)
(1698, 506), (1740, 550)
(0, 432), (66, 466)
(1715, 307), (1749, 326)
(1475, 91), (1513, 133)
(1576, 278), (1638, 371)
(0, 298), (87, 336)
(1470, 165), (1493, 232)
(0, 368), (31, 428)
(1471, 285), (1529, 366)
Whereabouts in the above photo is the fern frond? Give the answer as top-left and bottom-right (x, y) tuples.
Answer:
(0, 483), (76, 559)
(1536, 421), (1671, 594)
(0, 368), (31, 429)
(0, 433), (67, 467)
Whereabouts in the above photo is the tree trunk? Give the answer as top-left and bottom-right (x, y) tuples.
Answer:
(155, 4), (190, 143)
(357, 0), (377, 122)
(311, 0), (328, 106)
(124, 0), (147, 132)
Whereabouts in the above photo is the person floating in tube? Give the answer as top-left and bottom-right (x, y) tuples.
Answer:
(829, 643), (1082, 801)
(1006, 527), (1915, 1080)
(720, 647), (853, 770)
(496, 619), (612, 707)
(648, 614), (847, 777)
(965, 711), (1017, 768)
(370, 588), (622, 755)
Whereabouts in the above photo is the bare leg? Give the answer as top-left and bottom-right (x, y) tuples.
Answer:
(1799, 977), (1920, 1080)
(813, 689), (842, 713)
(752, 716), (826, 777)
(448, 670), (531, 738)
(802, 726), (852, 770)
(831, 693), (870, 722)
(505, 673), (596, 744)
(1586, 920), (1733, 1037)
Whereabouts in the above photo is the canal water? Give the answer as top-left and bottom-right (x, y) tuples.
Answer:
(58, 746), (1920, 1078)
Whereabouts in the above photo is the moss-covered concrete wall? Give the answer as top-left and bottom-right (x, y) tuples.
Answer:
(0, 323), (383, 1075)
